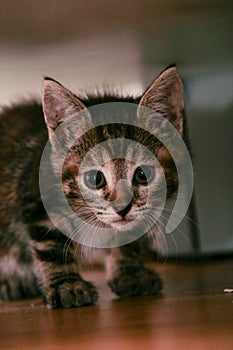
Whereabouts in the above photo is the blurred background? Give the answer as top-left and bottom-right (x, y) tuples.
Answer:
(0, 0), (232, 257)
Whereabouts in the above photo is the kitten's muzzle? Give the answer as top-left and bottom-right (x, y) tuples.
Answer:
(114, 202), (132, 218)
(109, 179), (133, 218)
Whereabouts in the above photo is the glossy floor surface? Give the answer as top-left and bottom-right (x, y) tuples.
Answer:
(0, 258), (232, 350)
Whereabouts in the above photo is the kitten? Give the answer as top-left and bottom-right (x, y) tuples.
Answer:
(0, 66), (184, 308)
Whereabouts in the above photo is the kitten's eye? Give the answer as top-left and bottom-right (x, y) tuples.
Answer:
(84, 170), (106, 190)
(133, 166), (154, 185)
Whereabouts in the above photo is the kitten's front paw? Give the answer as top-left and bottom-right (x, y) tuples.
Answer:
(45, 280), (98, 309)
(0, 274), (40, 301)
(108, 265), (163, 298)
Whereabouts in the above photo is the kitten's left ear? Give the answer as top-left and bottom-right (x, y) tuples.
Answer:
(138, 66), (184, 134)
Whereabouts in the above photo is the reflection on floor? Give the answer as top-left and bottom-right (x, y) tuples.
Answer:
(0, 258), (232, 350)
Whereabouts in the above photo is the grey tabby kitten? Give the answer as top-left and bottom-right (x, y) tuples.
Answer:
(0, 66), (184, 308)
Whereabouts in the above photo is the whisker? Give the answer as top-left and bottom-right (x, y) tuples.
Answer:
(144, 211), (169, 258)
(145, 208), (196, 261)
(141, 204), (200, 235)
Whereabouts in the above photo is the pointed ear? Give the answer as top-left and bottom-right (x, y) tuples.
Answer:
(138, 66), (184, 134)
(42, 77), (92, 134)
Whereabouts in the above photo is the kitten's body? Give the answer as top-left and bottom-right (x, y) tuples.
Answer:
(0, 67), (185, 307)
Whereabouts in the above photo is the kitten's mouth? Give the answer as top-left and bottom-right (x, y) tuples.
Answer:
(110, 216), (137, 229)
(112, 218), (132, 226)
(97, 213), (138, 229)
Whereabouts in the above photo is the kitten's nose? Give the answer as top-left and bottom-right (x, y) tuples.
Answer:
(110, 179), (133, 217)
(115, 202), (132, 218)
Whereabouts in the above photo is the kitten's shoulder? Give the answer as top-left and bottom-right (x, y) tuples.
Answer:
(0, 100), (47, 143)
(0, 99), (43, 120)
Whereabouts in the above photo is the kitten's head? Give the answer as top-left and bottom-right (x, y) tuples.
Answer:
(42, 66), (184, 234)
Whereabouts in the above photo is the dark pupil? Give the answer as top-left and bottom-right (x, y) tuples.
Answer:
(95, 172), (103, 187)
(137, 169), (147, 182)
(134, 166), (153, 185)
(85, 171), (105, 189)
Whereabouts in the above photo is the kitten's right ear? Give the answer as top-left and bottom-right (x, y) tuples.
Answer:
(42, 77), (92, 135)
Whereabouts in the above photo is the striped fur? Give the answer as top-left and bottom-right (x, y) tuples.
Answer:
(0, 66), (184, 308)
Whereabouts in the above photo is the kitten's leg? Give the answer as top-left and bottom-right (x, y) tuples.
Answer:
(106, 241), (163, 298)
(30, 223), (98, 308)
(0, 243), (40, 301)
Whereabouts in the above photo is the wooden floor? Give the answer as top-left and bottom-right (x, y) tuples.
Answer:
(0, 258), (232, 350)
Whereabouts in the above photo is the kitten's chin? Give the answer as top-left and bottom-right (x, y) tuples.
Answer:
(112, 219), (132, 227)
(97, 214), (144, 232)
(109, 217), (139, 231)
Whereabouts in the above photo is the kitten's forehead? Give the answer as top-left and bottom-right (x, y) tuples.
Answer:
(79, 137), (155, 171)
(101, 158), (132, 183)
